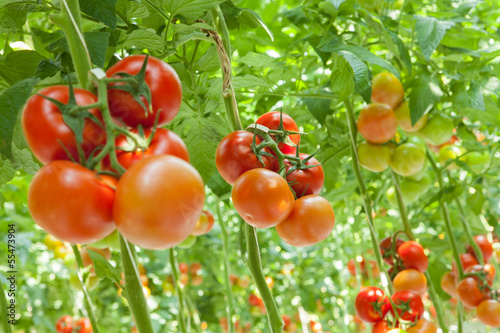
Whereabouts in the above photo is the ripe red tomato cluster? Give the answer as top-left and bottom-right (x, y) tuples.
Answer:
(441, 234), (499, 327)
(23, 55), (206, 250)
(216, 111), (335, 247)
(56, 315), (92, 333)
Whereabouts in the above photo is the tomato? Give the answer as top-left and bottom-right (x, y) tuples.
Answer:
(231, 169), (294, 228)
(438, 145), (463, 170)
(179, 262), (189, 274)
(216, 131), (275, 185)
(74, 317), (92, 333)
(390, 143), (425, 176)
(80, 246), (111, 272)
(249, 293), (263, 307)
(393, 269), (427, 296)
(55, 315), (73, 333)
(371, 72), (404, 110)
(284, 154), (324, 197)
(397, 241), (428, 273)
(464, 264), (496, 286)
(440, 272), (458, 298)
(358, 142), (393, 172)
(190, 262), (202, 275)
(464, 151), (491, 174)
(255, 111), (300, 154)
(357, 103), (398, 144)
(372, 320), (391, 333)
(22, 86), (106, 165)
(452, 253), (479, 276)
(394, 101), (428, 132)
(114, 155), (205, 250)
(355, 286), (392, 323)
(276, 195), (335, 247)
(102, 128), (189, 171)
(457, 277), (489, 308)
(392, 290), (424, 321)
(476, 300), (500, 327)
(416, 114), (454, 146)
(43, 234), (64, 250)
(191, 210), (215, 236)
(106, 55), (182, 128)
(398, 179), (425, 205)
(407, 319), (437, 333)
(28, 161), (116, 244)
(467, 234), (494, 263)
(379, 236), (404, 265)
(348, 259), (357, 276)
(191, 275), (203, 286)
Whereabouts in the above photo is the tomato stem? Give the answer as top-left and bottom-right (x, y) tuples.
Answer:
(169, 249), (188, 333)
(0, 274), (13, 333)
(71, 245), (101, 333)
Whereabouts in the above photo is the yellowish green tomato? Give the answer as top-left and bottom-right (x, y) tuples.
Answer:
(438, 145), (464, 169)
(406, 160), (428, 181)
(390, 143), (426, 176)
(416, 114), (454, 145)
(400, 179), (423, 205)
(465, 151), (491, 174)
(177, 235), (197, 249)
(395, 101), (429, 132)
(416, 173), (432, 194)
(358, 142), (393, 172)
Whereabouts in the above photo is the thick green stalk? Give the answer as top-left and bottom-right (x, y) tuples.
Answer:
(50, 0), (92, 89)
(169, 249), (188, 333)
(390, 171), (448, 332)
(344, 99), (393, 294)
(216, 201), (235, 333)
(212, 5), (232, 61)
(71, 245), (100, 333)
(119, 236), (154, 333)
(0, 274), (12, 333)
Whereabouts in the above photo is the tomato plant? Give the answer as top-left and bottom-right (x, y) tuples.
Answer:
(255, 111), (300, 154)
(397, 241), (428, 273)
(393, 269), (427, 296)
(371, 72), (404, 110)
(390, 143), (425, 177)
(284, 153), (324, 197)
(357, 103), (398, 144)
(355, 287), (391, 323)
(357, 142), (393, 173)
(392, 290), (424, 321)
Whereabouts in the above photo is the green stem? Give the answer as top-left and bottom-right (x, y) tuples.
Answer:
(212, 5), (232, 61)
(0, 274), (12, 333)
(343, 99), (393, 294)
(169, 249), (188, 333)
(390, 171), (448, 333)
(49, 0), (92, 89)
(71, 245), (100, 333)
(216, 200), (235, 333)
(119, 235), (154, 333)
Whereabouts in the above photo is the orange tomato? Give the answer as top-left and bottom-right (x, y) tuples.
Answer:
(371, 72), (404, 109)
(357, 103), (398, 144)
(393, 269), (427, 295)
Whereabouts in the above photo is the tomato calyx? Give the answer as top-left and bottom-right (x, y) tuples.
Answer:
(369, 297), (391, 319)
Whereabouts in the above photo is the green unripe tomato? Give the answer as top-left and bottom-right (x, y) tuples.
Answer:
(406, 136), (427, 151)
(416, 114), (454, 145)
(358, 142), (393, 172)
(399, 179), (422, 205)
(406, 160), (428, 181)
(465, 151), (491, 174)
(390, 143), (425, 176)
(177, 235), (197, 249)
(416, 173), (432, 194)
(395, 101), (429, 132)
(438, 145), (464, 169)
(386, 187), (398, 206)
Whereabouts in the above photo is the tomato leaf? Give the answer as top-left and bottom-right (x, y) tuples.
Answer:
(79, 0), (118, 29)
(164, 0), (226, 21)
(0, 157), (15, 185)
(303, 91), (332, 124)
(124, 29), (166, 52)
(0, 50), (47, 85)
(11, 119), (40, 174)
(408, 75), (443, 126)
(414, 15), (455, 61)
(330, 54), (355, 101)
(47, 32), (110, 68)
(207, 170), (232, 198)
(0, 1), (33, 33)
(467, 185), (485, 215)
(87, 249), (122, 283)
(452, 82), (485, 111)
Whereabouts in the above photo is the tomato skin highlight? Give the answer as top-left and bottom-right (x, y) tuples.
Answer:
(371, 72), (404, 110)
(284, 154), (324, 197)
(393, 269), (427, 296)
(106, 55), (182, 128)
(476, 300), (500, 327)
(355, 286), (392, 323)
(22, 86), (106, 165)
(391, 290), (424, 322)
(231, 169), (294, 228)
(255, 111), (300, 154)
(216, 131), (275, 185)
(397, 241), (428, 273)
(275, 195), (335, 247)
(357, 103), (398, 144)
(28, 161), (116, 244)
(113, 155), (205, 250)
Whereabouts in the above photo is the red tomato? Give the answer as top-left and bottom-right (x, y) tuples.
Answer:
(22, 86), (106, 165)
(55, 315), (73, 333)
(113, 155), (205, 249)
(440, 272), (458, 298)
(464, 264), (496, 286)
(347, 259), (357, 276)
(231, 169), (294, 228)
(393, 269), (427, 296)
(249, 293), (263, 307)
(372, 320), (391, 333)
(467, 235), (494, 263)
(357, 103), (398, 144)
(457, 277), (489, 308)
(379, 236), (404, 265)
(392, 290), (424, 321)
(106, 55), (181, 128)
(452, 253), (479, 276)
(75, 317), (92, 333)
(371, 72), (404, 110)
(255, 111), (300, 154)
(28, 161), (116, 244)
(355, 287), (392, 323)
(216, 131), (275, 185)
(102, 128), (189, 170)
(275, 195), (335, 247)
(407, 319), (437, 333)
(284, 154), (324, 197)
(476, 300), (500, 327)
(191, 210), (215, 236)
(397, 241), (428, 273)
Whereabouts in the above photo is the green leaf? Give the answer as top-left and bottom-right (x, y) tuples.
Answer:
(232, 74), (269, 90)
(79, 0), (118, 29)
(238, 8), (274, 41)
(338, 51), (370, 93)
(87, 250), (122, 283)
(442, 184), (463, 204)
(330, 54), (355, 100)
(207, 170), (231, 198)
(303, 93), (332, 123)
(414, 15), (455, 60)
(164, 0), (226, 21)
(239, 52), (276, 68)
(174, 22), (216, 37)
(328, 0), (347, 9)
(408, 75), (443, 126)
(467, 186), (485, 215)
(0, 50), (47, 85)
(116, 0), (150, 20)
(0, 157), (15, 185)
(124, 29), (166, 52)
(453, 82), (485, 111)
(47, 32), (110, 68)
(0, 2), (32, 33)
(0, 78), (37, 159)
(194, 46), (220, 72)
(390, 31), (412, 74)
(11, 118), (40, 174)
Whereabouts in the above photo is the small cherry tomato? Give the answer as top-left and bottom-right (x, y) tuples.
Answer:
(191, 210), (215, 236)
(476, 300), (500, 327)
(75, 317), (92, 333)
(457, 277), (489, 308)
(355, 286), (392, 323)
(397, 241), (428, 273)
(357, 103), (398, 144)
(379, 236), (404, 265)
(407, 318), (437, 333)
(467, 234), (494, 263)
(255, 111), (300, 154)
(393, 269), (427, 296)
(440, 271), (458, 298)
(371, 72), (404, 110)
(394, 101), (428, 132)
(284, 153), (324, 197)
(392, 290), (424, 322)
(390, 143), (425, 176)
(55, 315), (74, 333)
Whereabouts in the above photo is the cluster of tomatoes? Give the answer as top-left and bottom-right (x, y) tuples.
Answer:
(440, 234), (499, 327)
(347, 252), (380, 284)
(55, 315), (92, 333)
(216, 111), (335, 247)
(22, 55), (207, 251)
(355, 236), (437, 332)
